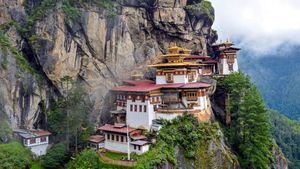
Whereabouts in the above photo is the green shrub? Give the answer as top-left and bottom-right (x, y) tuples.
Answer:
(0, 141), (31, 169)
(67, 149), (100, 169)
(41, 143), (69, 169)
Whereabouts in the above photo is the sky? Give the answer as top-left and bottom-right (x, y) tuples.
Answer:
(210, 0), (300, 56)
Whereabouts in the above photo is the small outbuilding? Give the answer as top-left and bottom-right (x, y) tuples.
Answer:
(88, 135), (105, 150)
(14, 129), (51, 156)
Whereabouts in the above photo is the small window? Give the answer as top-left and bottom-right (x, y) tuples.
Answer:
(107, 134), (110, 140)
(139, 105), (142, 112)
(30, 138), (36, 144)
(166, 73), (173, 83)
(134, 105), (137, 112)
(144, 105), (147, 112)
(134, 145), (136, 150)
(138, 146), (141, 150)
(112, 135), (114, 141)
(121, 136), (124, 142)
(40, 137), (47, 142)
(116, 135), (119, 141)
(130, 105), (133, 111)
(154, 105), (157, 111)
(229, 64), (234, 71)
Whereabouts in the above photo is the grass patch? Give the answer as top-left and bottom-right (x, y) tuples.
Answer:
(105, 151), (128, 160)
(30, 160), (42, 169)
(99, 158), (133, 169)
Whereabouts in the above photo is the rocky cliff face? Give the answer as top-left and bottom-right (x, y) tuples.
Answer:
(0, 0), (217, 129)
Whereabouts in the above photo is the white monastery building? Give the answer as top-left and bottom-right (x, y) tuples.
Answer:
(97, 41), (240, 155)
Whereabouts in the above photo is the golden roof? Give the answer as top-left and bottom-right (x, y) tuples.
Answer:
(149, 43), (197, 67)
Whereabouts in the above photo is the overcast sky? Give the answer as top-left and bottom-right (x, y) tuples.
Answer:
(210, 0), (300, 55)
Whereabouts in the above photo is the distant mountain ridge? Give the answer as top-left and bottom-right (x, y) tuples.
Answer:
(239, 46), (300, 120)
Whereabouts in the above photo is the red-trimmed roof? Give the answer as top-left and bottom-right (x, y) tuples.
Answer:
(31, 130), (52, 137)
(98, 124), (136, 134)
(111, 80), (211, 92)
(88, 135), (105, 143)
(111, 84), (161, 92)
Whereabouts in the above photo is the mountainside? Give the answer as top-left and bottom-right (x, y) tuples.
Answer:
(270, 110), (300, 168)
(0, 1), (290, 169)
(0, 0), (217, 129)
(239, 47), (300, 120)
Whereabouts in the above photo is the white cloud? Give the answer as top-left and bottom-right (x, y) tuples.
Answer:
(210, 0), (300, 55)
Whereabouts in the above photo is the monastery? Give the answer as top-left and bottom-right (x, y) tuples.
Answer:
(94, 41), (240, 155)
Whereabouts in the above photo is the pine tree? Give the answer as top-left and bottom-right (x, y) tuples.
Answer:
(238, 86), (272, 168)
(223, 72), (273, 169)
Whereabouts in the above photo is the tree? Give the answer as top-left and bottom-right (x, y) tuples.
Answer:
(270, 110), (300, 169)
(0, 141), (31, 169)
(67, 149), (100, 169)
(238, 86), (272, 168)
(48, 78), (94, 151)
(223, 72), (273, 169)
(41, 143), (69, 169)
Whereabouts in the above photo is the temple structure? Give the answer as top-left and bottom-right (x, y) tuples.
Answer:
(97, 42), (240, 154)
(110, 44), (217, 131)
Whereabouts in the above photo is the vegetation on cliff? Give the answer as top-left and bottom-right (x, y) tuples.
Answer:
(135, 115), (238, 169)
(67, 149), (100, 169)
(48, 80), (94, 151)
(220, 72), (273, 168)
(41, 143), (69, 169)
(0, 142), (32, 169)
(240, 51), (300, 120)
(270, 110), (300, 169)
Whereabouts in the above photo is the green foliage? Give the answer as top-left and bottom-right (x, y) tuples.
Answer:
(48, 80), (94, 149)
(105, 151), (127, 160)
(270, 110), (300, 169)
(136, 115), (224, 169)
(0, 141), (31, 169)
(62, 0), (82, 21)
(67, 149), (100, 169)
(0, 120), (12, 143)
(30, 160), (42, 169)
(0, 30), (34, 74)
(185, 0), (214, 21)
(222, 72), (273, 169)
(240, 53), (300, 120)
(41, 143), (69, 169)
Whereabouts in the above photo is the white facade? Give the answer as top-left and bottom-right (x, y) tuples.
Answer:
(233, 58), (239, 72)
(156, 74), (189, 84)
(130, 144), (150, 155)
(89, 142), (104, 150)
(105, 140), (128, 153)
(181, 96), (207, 111)
(126, 100), (155, 130)
(218, 58), (239, 75)
(23, 136), (50, 156)
(28, 144), (49, 156)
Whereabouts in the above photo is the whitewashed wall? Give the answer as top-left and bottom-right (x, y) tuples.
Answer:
(126, 100), (155, 130)
(105, 140), (129, 153)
